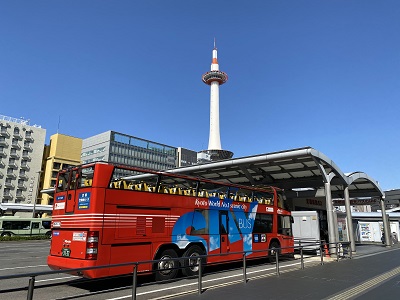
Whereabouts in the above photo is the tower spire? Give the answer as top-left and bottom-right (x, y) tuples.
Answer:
(198, 41), (233, 162)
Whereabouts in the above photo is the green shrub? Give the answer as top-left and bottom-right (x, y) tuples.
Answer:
(0, 235), (50, 242)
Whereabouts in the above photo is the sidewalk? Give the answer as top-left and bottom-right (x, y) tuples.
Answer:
(178, 243), (400, 300)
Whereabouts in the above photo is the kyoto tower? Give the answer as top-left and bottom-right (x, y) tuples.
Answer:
(198, 40), (233, 162)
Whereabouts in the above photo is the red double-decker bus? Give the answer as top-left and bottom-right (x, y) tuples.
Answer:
(47, 162), (294, 280)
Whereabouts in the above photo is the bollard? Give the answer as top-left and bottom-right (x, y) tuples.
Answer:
(275, 251), (280, 276)
(300, 247), (304, 269)
(336, 243), (339, 262)
(349, 244), (353, 259)
(27, 276), (35, 300)
(132, 264), (137, 300)
(198, 257), (202, 295)
(320, 244), (324, 265)
(243, 253), (247, 284)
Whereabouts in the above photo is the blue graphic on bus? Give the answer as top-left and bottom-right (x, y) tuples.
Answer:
(171, 199), (258, 254)
(172, 211), (207, 250)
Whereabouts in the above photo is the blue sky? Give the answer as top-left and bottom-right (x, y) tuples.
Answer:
(1, 1), (399, 191)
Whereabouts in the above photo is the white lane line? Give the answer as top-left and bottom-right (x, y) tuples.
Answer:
(36, 275), (78, 283)
(0, 243), (49, 249)
(0, 264), (48, 271)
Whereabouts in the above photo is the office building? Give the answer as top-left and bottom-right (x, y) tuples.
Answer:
(41, 133), (83, 206)
(82, 131), (197, 175)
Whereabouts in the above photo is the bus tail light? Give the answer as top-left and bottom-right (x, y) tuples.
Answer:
(86, 231), (99, 260)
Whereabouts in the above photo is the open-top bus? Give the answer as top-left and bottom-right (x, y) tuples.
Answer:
(0, 216), (52, 237)
(47, 162), (294, 280)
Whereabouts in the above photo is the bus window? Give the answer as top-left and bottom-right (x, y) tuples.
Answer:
(42, 221), (51, 229)
(79, 166), (95, 188)
(3, 220), (31, 230)
(69, 170), (79, 190)
(56, 171), (70, 192)
(253, 214), (273, 233)
(278, 215), (293, 236)
(254, 191), (274, 205)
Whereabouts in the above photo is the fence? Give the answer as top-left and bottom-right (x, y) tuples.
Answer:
(0, 240), (351, 300)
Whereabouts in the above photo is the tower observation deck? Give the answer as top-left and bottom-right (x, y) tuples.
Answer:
(198, 42), (233, 162)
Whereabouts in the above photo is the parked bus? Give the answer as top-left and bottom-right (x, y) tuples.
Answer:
(0, 216), (52, 237)
(47, 162), (294, 280)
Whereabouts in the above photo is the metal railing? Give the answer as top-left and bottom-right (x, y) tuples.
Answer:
(0, 241), (351, 300)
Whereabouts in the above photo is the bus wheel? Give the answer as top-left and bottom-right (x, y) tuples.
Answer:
(1, 232), (11, 237)
(45, 231), (52, 239)
(268, 241), (280, 263)
(182, 245), (205, 277)
(155, 249), (179, 281)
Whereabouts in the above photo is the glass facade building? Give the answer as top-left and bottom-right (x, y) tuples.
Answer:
(82, 131), (197, 174)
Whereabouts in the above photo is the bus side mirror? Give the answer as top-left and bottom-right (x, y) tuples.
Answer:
(290, 216), (294, 223)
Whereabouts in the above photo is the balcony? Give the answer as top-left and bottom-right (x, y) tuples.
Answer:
(0, 130), (10, 138)
(8, 162), (18, 169)
(0, 140), (9, 147)
(22, 153), (31, 160)
(6, 172), (17, 179)
(17, 183), (27, 190)
(4, 182), (15, 189)
(25, 135), (34, 142)
(11, 143), (21, 150)
(0, 161), (4, 168)
(13, 132), (23, 140)
(0, 171), (3, 178)
(0, 150), (6, 157)
(3, 192), (13, 200)
(10, 152), (20, 159)
(19, 173), (28, 180)
(15, 194), (26, 200)
(20, 164), (30, 171)
(23, 144), (33, 151)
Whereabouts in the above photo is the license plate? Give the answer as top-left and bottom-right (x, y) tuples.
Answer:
(62, 248), (71, 257)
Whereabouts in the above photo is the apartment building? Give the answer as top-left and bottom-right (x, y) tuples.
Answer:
(0, 115), (46, 206)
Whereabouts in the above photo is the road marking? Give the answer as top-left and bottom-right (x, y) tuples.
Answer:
(0, 264), (48, 271)
(106, 259), (320, 300)
(352, 247), (400, 260)
(36, 275), (77, 283)
(325, 265), (400, 300)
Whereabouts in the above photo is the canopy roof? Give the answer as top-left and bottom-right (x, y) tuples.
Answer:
(169, 147), (383, 200)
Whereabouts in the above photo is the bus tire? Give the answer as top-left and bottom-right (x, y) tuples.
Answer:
(155, 249), (179, 281)
(45, 231), (52, 239)
(181, 245), (205, 277)
(268, 241), (280, 263)
(1, 232), (11, 237)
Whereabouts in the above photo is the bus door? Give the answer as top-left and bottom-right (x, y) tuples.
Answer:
(31, 221), (40, 235)
(219, 211), (229, 253)
(66, 169), (79, 213)
(60, 169), (79, 214)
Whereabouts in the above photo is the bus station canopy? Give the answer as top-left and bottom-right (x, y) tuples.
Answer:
(168, 146), (383, 201)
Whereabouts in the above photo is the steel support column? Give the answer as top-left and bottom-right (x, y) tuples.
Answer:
(344, 187), (356, 253)
(380, 198), (391, 247)
(325, 182), (337, 254)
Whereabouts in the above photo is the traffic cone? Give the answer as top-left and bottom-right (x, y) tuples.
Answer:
(324, 242), (330, 258)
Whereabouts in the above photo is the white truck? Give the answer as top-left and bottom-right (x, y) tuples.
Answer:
(292, 211), (321, 253)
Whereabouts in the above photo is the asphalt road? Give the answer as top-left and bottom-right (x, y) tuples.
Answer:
(0, 241), (399, 300)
